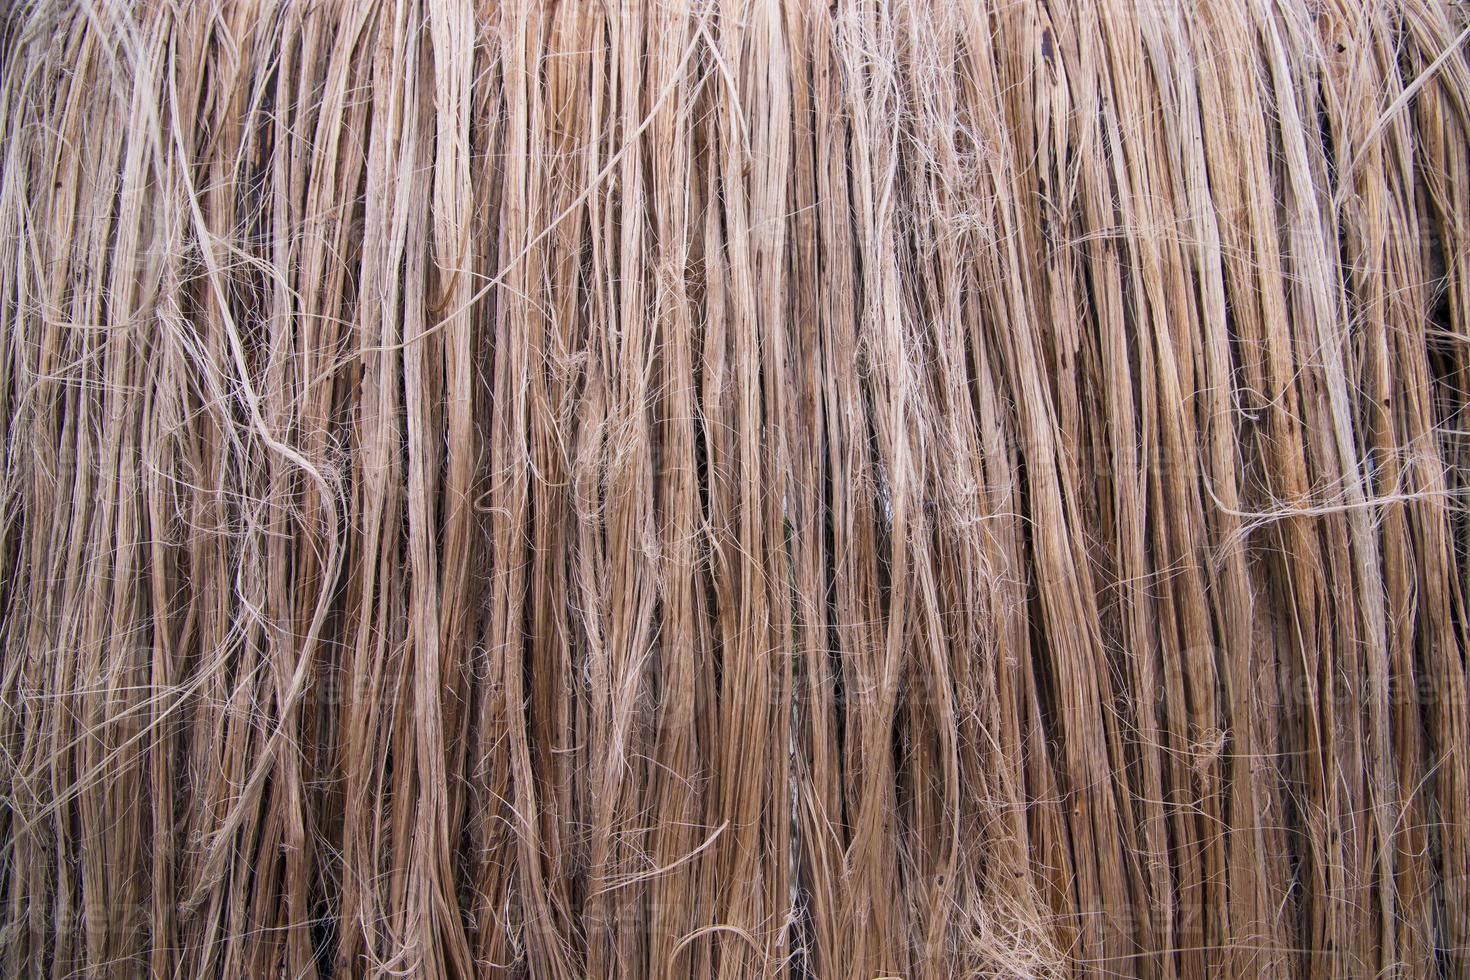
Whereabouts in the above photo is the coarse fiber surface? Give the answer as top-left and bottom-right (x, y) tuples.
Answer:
(3, 1), (1470, 977)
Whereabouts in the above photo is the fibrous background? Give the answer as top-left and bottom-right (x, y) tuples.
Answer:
(2, 1), (1470, 977)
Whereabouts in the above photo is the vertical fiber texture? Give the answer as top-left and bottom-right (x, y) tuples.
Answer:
(3, 1), (1470, 977)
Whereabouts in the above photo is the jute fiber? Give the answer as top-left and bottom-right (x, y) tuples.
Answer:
(3, 1), (1470, 976)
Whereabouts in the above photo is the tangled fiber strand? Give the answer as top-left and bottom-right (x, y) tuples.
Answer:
(2, 0), (1470, 976)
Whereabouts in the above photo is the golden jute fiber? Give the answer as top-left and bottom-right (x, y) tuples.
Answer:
(3, 0), (1470, 976)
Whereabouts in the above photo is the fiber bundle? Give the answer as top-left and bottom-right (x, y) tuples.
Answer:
(2, 1), (1469, 976)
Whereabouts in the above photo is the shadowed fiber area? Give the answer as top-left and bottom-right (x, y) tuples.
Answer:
(2, 0), (1470, 976)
